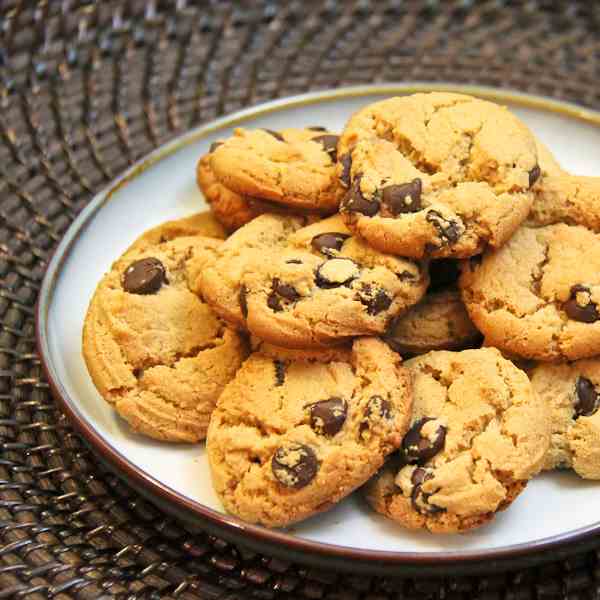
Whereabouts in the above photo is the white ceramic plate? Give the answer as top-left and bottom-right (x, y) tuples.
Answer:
(37, 84), (600, 574)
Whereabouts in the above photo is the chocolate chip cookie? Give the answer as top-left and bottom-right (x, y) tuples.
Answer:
(207, 337), (412, 527)
(337, 92), (538, 258)
(209, 128), (343, 214)
(530, 360), (600, 479)
(242, 215), (429, 348)
(83, 232), (248, 442)
(384, 289), (481, 357)
(460, 223), (600, 361)
(364, 348), (550, 533)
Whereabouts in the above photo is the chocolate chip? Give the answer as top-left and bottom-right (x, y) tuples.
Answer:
(411, 468), (444, 515)
(341, 178), (379, 217)
(274, 361), (286, 387)
(575, 376), (599, 418)
(272, 443), (318, 489)
(286, 259), (303, 264)
(312, 134), (339, 161)
(307, 126), (327, 131)
(239, 285), (248, 319)
(564, 285), (600, 323)
(315, 258), (360, 288)
(529, 165), (541, 187)
(123, 257), (166, 294)
(209, 141), (223, 153)
(426, 210), (462, 245)
(264, 129), (285, 141)
(309, 397), (347, 436)
(468, 254), (483, 273)
(311, 232), (350, 256)
(382, 179), (422, 215)
(339, 153), (352, 188)
(401, 417), (447, 464)
(429, 259), (460, 290)
(565, 286), (599, 321)
(273, 278), (300, 301)
(356, 285), (392, 315)
(267, 278), (300, 311)
(366, 395), (392, 420)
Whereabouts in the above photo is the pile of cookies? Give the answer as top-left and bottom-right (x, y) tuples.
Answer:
(83, 92), (600, 534)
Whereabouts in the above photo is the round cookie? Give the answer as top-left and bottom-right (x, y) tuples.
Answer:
(83, 234), (248, 443)
(364, 348), (550, 533)
(337, 92), (538, 259)
(530, 175), (600, 232)
(460, 223), (600, 361)
(209, 128), (342, 214)
(197, 153), (263, 231)
(207, 337), (412, 527)
(530, 360), (600, 479)
(384, 289), (481, 357)
(195, 214), (307, 328)
(243, 215), (429, 348)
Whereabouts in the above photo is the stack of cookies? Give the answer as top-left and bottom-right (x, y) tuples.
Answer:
(83, 92), (600, 534)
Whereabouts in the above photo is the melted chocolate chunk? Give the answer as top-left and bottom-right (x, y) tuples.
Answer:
(209, 141), (223, 153)
(309, 397), (347, 436)
(286, 259), (303, 264)
(307, 126), (327, 131)
(239, 285), (248, 319)
(311, 232), (350, 256)
(564, 285), (600, 323)
(401, 417), (447, 464)
(529, 165), (541, 187)
(274, 360), (286, 387)
(123, 257), (166, 295)
(575, 376), (600, 418)
(267, 278), (301, 312)
(312, 134), (339, 161)
(341, 178), (379, 216)
(339, 153), (352, 188)
(366, 395), (392, 420)
(356, 284), (392, 315)
(411, 468), (444, 515)
(426, 211), (462, 245)
(315, 258), (360, 289)
(264, 129), (285, 142)
(272, 443), (318, 489)
(382, 179), (422, 215)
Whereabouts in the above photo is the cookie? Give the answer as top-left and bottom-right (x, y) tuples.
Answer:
(530, 360), (600, 479)
(197, 153), (263, 231)
(460, 223), (600, 361)
(384, 289), (481, 357)
(83, 233), (248, 443)
(242, 214), (429, 348)
(534, 138), (564, 180)
(128, 211), (227, 251)
(195, 214), (307, 329)
(530, 175), (600, 232)
(364, 348), (550, 533)
(337, 92), (538, 258)
(209, 128), (342, 214)
(207, 337), (412, 527)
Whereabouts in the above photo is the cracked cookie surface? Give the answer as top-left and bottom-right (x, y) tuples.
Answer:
(364, 348), (550, 533)
(206, 337), (412, 527)
(460, 223), (600, 361)
(242, 214), (429, 348)
(530, 360), (600, 479)
(337, 92), (538, 258)
(83, 231), (248, 443)
(209, 127), (343, 213)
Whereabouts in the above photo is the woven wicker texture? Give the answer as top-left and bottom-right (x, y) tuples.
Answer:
(2, 0), (600, 598)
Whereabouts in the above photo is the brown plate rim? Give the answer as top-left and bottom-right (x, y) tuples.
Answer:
(35, 83), (600, 574)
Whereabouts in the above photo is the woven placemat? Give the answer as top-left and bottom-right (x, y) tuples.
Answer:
(2, 1), (600, 598)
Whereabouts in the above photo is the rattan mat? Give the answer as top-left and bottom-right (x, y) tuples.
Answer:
(2, 1), (600, 598)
